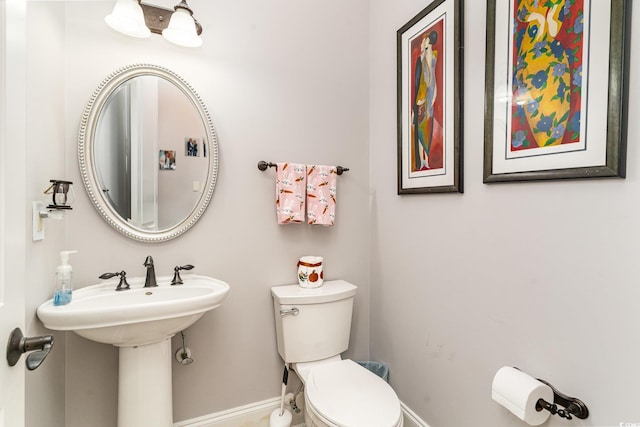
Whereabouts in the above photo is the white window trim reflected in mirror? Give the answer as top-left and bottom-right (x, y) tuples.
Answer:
(78, 64), (219, 242)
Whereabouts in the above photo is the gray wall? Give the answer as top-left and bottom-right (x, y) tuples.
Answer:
(369, 1), (640, 426)
(25, 1), (370, 426)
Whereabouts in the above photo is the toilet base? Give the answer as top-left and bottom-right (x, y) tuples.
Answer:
(305, 407), (404, 427)
(304, 404), (328, 427)
(302, 393), (342, 427)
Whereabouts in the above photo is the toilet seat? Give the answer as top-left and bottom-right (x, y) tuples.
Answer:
(304, 359), (403, 427)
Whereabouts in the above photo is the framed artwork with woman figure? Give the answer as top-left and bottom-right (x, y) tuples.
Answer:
(397, 0), (464, 194)
(484, 0), (630, 182)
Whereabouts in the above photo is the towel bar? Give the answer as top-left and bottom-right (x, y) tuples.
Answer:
(257, 161), (349, 175)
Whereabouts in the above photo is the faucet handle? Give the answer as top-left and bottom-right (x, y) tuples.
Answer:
(171, 264), (194, 286)
(99, 271), (130, 291)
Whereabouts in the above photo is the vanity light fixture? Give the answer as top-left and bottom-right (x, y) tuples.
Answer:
(105, 0), (203, 47)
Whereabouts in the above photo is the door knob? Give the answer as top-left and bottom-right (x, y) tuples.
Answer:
(6, 327), (54, 371)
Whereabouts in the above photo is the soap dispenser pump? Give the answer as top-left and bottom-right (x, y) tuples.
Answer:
(53, 250), (77, 306)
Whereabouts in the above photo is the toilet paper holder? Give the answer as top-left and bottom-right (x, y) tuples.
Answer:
(534, 377), (589, 420)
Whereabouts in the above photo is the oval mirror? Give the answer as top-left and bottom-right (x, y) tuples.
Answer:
(78, 64), (218, 242)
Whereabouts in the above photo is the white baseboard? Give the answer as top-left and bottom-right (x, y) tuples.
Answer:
(173, 397), (293, 427)
(400, 401), (431, 427)
(175, 397), (430, 427)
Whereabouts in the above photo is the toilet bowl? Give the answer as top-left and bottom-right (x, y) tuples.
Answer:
(271, 280), (403, 427)
(295, 358), (403, 427)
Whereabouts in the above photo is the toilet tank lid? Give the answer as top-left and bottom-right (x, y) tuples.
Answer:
(271, 280), (356, 304)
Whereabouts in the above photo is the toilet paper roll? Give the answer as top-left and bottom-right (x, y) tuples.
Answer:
(491, 366), (554, 426)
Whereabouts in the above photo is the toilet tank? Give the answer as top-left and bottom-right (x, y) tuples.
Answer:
(271, 280), (357, 363)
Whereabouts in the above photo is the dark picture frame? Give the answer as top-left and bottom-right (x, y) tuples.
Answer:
(484, 0), (630, 183)
(397, 0), (464, 194)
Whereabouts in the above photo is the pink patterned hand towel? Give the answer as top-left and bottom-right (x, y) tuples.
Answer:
(306, 165), (337, 226)
(275, 163), (306, 224)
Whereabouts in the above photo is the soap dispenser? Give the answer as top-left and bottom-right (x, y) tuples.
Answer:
(53, 250), (77, 306)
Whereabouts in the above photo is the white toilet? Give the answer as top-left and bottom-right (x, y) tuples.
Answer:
(271, 280), (403, 427)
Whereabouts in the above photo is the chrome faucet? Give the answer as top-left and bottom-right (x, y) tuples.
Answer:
(143, 256), (157, 288)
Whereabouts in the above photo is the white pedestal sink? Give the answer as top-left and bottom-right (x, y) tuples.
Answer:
(37, 274), (230, 427)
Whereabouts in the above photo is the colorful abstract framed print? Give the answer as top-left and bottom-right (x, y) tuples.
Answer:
(484, 0), (630, 182)
(397, 0), (464, 194)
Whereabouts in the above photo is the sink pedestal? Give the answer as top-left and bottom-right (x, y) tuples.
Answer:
(118, 339), (173, 427)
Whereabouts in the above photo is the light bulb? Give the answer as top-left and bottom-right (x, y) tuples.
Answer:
(162, 8), (203, 47)
(105, 0), (151, 38)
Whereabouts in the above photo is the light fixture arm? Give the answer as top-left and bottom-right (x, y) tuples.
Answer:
(138, 0), (202, 36)
(173, 0), (193, 14)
